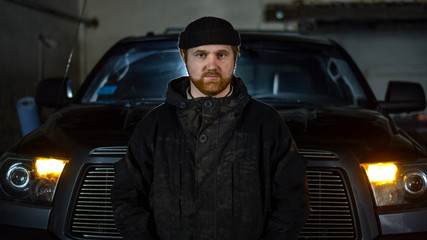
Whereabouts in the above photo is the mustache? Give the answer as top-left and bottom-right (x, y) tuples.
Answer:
(202, 71), (222, 78)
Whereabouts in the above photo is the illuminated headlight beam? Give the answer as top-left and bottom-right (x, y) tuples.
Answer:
(364, 163), (397, 184)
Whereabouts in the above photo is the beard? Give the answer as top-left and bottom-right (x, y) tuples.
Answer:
(190, 71), (233, 97)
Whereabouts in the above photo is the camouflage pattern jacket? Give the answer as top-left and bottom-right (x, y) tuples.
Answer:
(112, 76), (309, 240)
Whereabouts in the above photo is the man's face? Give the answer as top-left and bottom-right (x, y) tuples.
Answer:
(181, 44), (237, 97)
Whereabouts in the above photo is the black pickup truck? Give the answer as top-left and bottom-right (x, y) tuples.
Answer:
(1, 32), (426, 239)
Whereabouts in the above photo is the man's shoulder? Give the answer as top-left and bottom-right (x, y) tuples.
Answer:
(243, 98), (292, 139)
(246, 98), (281, 118)
(144, 103), (174, 119)
(237, 98), (285, 129)
(133, 103), (176, 131)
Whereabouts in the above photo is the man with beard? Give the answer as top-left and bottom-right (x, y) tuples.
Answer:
(111, 16), (309, 240)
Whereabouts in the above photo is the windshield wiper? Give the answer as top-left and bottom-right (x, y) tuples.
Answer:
(122, 98), (165, 107)
(254, 97), (321, 109)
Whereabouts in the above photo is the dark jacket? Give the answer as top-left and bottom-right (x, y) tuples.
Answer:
(112, 76), (309, 240)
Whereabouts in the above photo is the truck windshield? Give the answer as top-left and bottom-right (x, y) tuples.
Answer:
(81, 41), (368, 108)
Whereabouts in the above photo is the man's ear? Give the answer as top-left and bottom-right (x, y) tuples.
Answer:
(235, 47), (240, 62)
(179, 49), (185, 62)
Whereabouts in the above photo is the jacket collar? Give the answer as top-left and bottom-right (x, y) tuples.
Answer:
(166, 76), (251, 143)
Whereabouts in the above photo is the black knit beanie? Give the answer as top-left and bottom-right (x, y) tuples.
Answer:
(178, 16), (241, 49)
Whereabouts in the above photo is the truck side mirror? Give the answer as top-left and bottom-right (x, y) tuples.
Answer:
(379, 81), (426, 113)
(35, 77), (73, 108)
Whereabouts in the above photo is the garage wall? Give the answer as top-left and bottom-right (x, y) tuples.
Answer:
(0, 0), (82, 153)
(1, 0), (426, 154)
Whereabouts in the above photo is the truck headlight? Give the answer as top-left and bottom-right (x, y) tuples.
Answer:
(361, 162), (427, 208)
(404, 170), (426, 197)
(0, 156), (68, 204)
(364, 163), (397, 184)
(5, 162), (31, 195)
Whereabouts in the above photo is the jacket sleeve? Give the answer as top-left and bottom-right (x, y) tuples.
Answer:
(111, 127), (159, 240)
(263, 121), (310, 240)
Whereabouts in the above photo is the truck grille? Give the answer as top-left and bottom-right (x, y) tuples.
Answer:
(69, 149), (356, 239)
(299, 168), (356, 239)
(70, 166), (122, 239)
(89, 146), (127, 156)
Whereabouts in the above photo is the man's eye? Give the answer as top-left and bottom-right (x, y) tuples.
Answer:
(218, 53), (229, 58)
(196, 53), (206, 58)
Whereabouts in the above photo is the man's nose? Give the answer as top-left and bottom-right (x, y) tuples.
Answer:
(206, 55), (218, 70)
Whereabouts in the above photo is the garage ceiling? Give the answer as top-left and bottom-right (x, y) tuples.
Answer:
(264, 2), (427, 31)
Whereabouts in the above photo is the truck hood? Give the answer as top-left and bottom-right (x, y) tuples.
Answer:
(8, 104), (424, 163)
(280, 107), (423, 163)
(8, 104), (151, 159)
